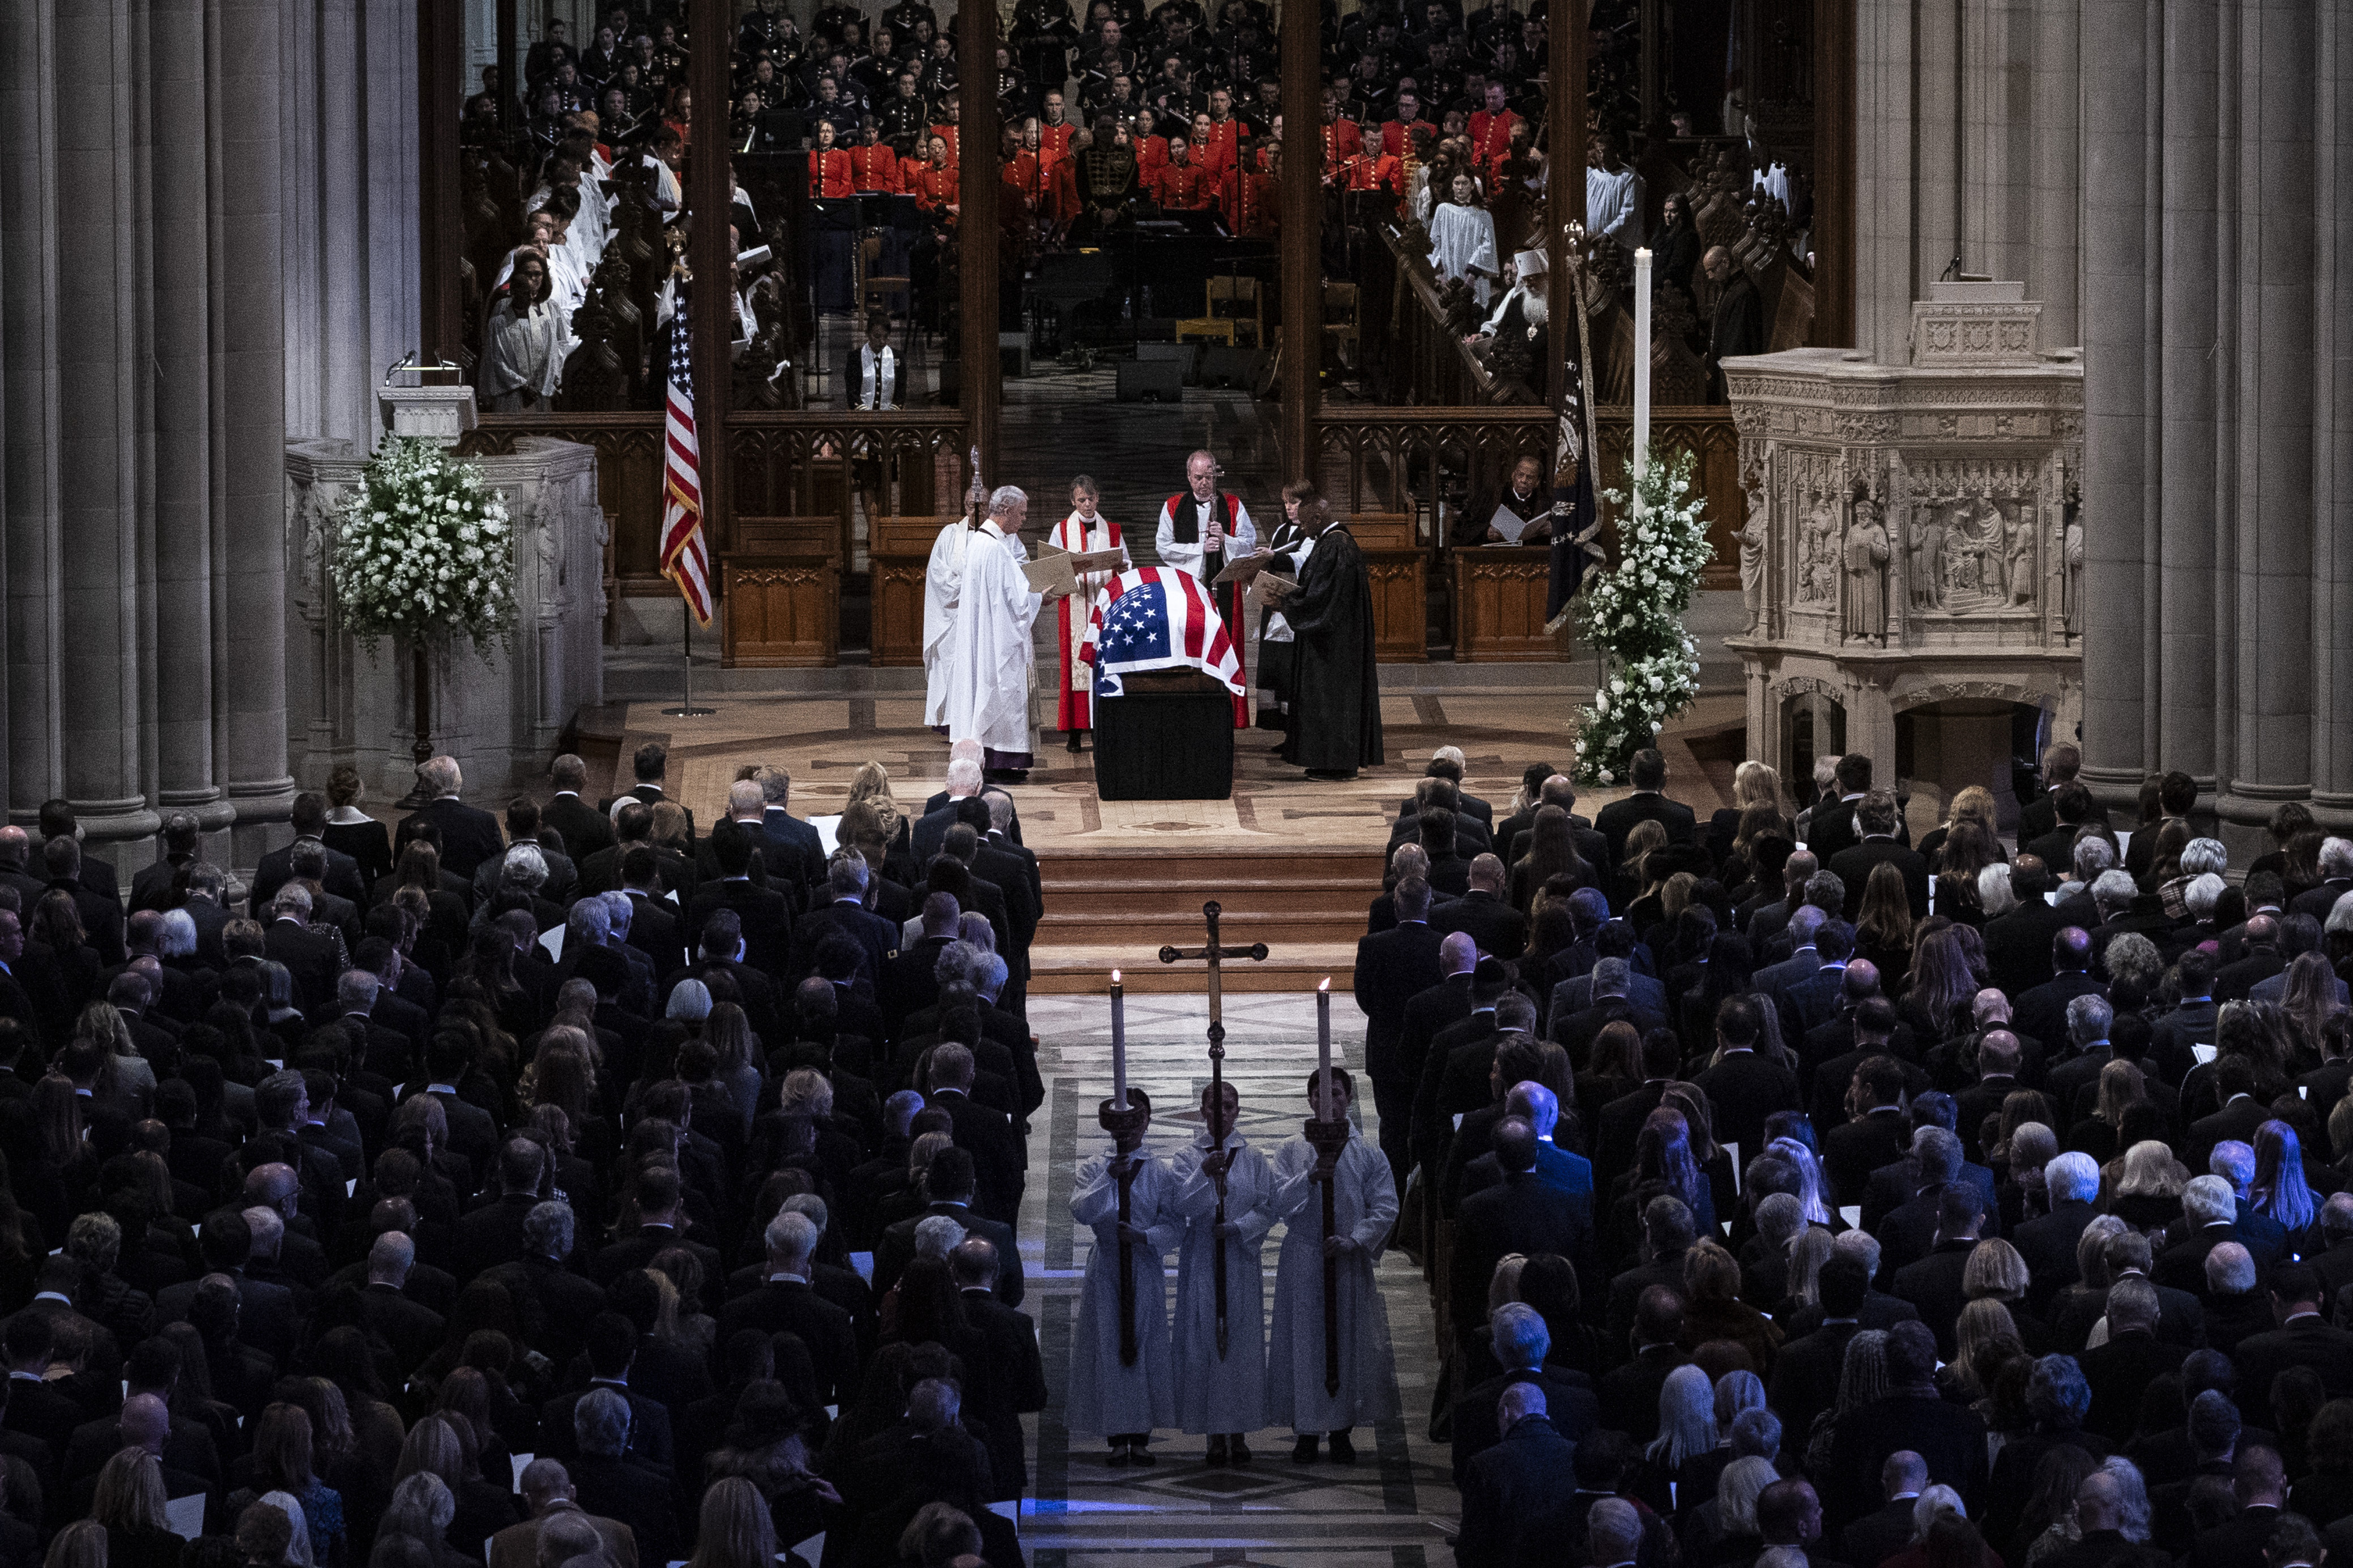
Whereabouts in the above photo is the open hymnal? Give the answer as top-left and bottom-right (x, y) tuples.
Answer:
(1021, 544), (1127, 597)
(1487, 504), (1536, 543)
(1211, 552), (1270, 586)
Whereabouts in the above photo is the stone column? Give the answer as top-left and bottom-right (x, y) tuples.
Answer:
(153, 0), (234, 846)
(2028, 0), (2082, 348)
(2319, 1), (2353, 821)
(0, 0), (65, 824)
(218, 0), (295, 862)
(2223, 0), (2316, 835)
(2155, 0), (2218, 791)
(1852, 0), (1917, 362)
(54, 0), (159, 857)
(2077, 0), (2154, 808)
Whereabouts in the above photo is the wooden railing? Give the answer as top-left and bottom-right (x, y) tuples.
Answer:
(1357, 222), (1542, 408)
(463, 408), (970, 664)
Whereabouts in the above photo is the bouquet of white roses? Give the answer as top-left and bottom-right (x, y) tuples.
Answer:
(1572, 448), (1712, 784)
(331, 437), (517, 657)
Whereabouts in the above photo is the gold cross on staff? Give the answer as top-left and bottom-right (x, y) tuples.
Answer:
(1160, 899), (1268, 1360)
(1158, 900), (1268, 1058)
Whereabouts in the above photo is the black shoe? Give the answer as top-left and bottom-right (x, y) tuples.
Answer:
(1291, 1435), (1319, 1464)
(1127, 1444), (1157, 1466)
(1305, 768), (1359, 781)
(1326, 1431), (1357, 1465)
(1205, 1435), (1230, 1466)
(1229, 1438), (1253, 1466)
(1106, 1445), (1133, 1467)
(984, 768), (1030, 784)
(1066, 731), (1085, 752)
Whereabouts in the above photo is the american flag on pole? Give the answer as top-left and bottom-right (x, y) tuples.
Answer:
(1079, 567), (1246, 698)
(660, 308), (713, 626)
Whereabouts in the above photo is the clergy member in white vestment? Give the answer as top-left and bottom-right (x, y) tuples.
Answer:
(1585, 134), (1645, 260)
(1267, 1066), (1399, 1463)
(1048, 475), (1132, 747)
(1428, 173), (1501, 307)
(1155, 449), (1261, 726)
(1167, 1083), (1276, 1463)
(922, 519), (970, 730)
(933, 485), (1046, 779)
(1070, 1089), (1182, 1464)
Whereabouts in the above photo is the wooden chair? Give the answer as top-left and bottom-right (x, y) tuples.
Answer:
(1324, 281), (1361, 366)
(860, 235), (910, 321)
(1176, 276), (1263, 347)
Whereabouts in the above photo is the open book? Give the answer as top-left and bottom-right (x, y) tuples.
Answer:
(1020, 544), (1127, 597)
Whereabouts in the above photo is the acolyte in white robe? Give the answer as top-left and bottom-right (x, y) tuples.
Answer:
(935, 519), (1042, 755)
(1427, 201), (1500, 306)
(1586, 163), (1646, 255)
(1265, 1126), (1400, 1435)
(1167, 1129), (1276, 1435)
(921, 521), (971, 728)
(1068, 1143), (1182, 1437)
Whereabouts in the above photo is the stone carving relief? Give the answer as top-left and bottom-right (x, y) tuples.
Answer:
(1733, 452), (1770, 632)
(1842, 494), (1890, 643)
(1903, 459), (2043, 616)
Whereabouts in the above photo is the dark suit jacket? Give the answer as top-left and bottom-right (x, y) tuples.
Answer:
(1823, 1392), (1989, 1532)
(564, 1452), (679, 1565)
(1431, 890), (1528, 960)
(932, 1090), (1024, 1223)
(788, 899), (901, 984)
(1450, 1367), (1597, 1486)
(715, 1276), (862, 1404)
(1890, 1239), (1976, 1357)
(543, 793), (617, 858)
(1838, 1499), (1922, 1568)
(874, 1202), (1024, 1306)
(354, 1280), (447, 1376)
(249, 837), (369, 916)
(684, 876), (795, 978)
(1822, 1108), (1911, 1209)
(957, 1289), (1047, 1501)
(1769, 1319), (1860, 1442)
(2236, 1315), (2353, 1402)
(2079, 1328), (2190, 1443)
(1830, 838), (1930, 918)
(1593, 791), (1698, 870)
(1803, 795), (1870, 867)
(2013, 1199), (2099, 1311)
(1596, 1344), (1687, 1441)
(2014, 971), (2106, 1053)
(1983, 902), (2068, 996)
(1692, 1050), (1800, 1158)
(1452, 1174), (1593, 1340)
(402, 796), (508, 880)
(1459, 1415), (1580, 1568)
(1353, 921), (1447, 1082)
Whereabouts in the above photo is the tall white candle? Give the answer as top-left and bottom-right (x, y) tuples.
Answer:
(1632, 247), (1653, 513)
(1316, 977), (1332, 1105)
(1111, 969), (1127, 1110)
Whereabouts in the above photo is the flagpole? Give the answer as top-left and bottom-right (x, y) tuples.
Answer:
(664, 609), (714, 717)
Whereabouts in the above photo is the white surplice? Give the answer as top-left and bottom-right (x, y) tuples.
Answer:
(1265, 1125), (1399, 1435)
(921, 522), (971, 728)
(1428, 201), (1500, 306)
(1167, 1128), (1277, 1434)
(1047, 510), (1131, 693)
(933, 518), (1042, 755)
(1068, 1142), (1183, 1437)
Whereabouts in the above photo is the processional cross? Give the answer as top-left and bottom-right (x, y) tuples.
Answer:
(1156, 900), (1268, 1358)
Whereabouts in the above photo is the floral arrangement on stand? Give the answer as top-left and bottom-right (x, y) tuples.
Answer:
(330, 436), (517, 657)
(1572, 447), (1714, 784)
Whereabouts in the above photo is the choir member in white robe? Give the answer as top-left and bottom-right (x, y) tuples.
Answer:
(1586, 135), (1646, 260)
(1427, 174), (1501, 306)
(1167, 1083), (1276, 1460)
(1069, 1090), (1183, 1462)
(1267, 1067), (1399, 1461)
(933, 486), (1046, 777)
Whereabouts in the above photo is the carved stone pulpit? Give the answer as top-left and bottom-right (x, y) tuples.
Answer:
(1721, 283), (2083, 813)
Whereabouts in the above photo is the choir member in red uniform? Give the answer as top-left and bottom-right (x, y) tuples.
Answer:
(847, 122), (901, 192)
(1379, 90), (1436, 159)
(1037, 91), (1079, 165)
(1151, 136), (1212, 210)
(1319, 88), (1363, 167)
(1336, 146), (1403, 194)
(1187, 112), (1239, 224)
(1237, 143), (1280, 237)
(909, 133), (960, 223)
(1468, 82), (1523, 180)
(809, 118), (855, 196)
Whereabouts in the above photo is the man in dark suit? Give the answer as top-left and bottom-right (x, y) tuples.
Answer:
(2235, 1263), (2353, 1400)
(1890, 1185), (1985, 1357)
(684, 819), (795, 979)
(2015, 744), (2087, 851)
(2014, 1151), (2102, 1312)
(1801, 754), (1878, 868)
(1449, 1301), (1598, 1485)
(399, 755), (508, 881)
(2151, 947), (2225, 1087)
(1389, 782), (1492, 860)
(1451, 1120), (1594, 1345)
(1692, 994), (1799, 1159)
(2185, 1448), (2291, 1568)
(1353, 875), (1445, 1192)
(1, 1312), (93, 1458)
(542, 754), (618, 860)
(1768, 1254), (1875, 1442)
(1778, 918), (1858, 1043)
(2014, 927), (2107, 1051)
(1591, 747), (1698, 870)
(788, 853), (902, 984)
(40, 834), (127, 965)
(928, 1043), (1025, 1223)
(35, 800), (118, 905)
(748, 766), (829, 894)
(1838, 1451), (1928, 1568)
(1823, 1055), (1915, 1208)
(913, 757), (990, 866)
(1983, 855), (2066, 995)
(1829, 790), (1929, 918)
(2186, 1061), (2273, 1178)
(874, 1147), (1024, 1306)
(455, 1140), (560, 1278)
(600, 741), (695, 844)
(352, 1232), (447, 1377)
(947, 1237), (1047, 1498)
(2081, 1275), (2191, 1442)
(717, 1211), (863, 1404)
(562, 1389), (679, 1565)
(249, 792), (369, 916)
(1822, 1321), (1988, 1532)
(129, 811), (203, 914)
(1597, 1284), (1689, 1439)
(1457, 1381), (1579, 1568)
(1431, 854), (1527, 958)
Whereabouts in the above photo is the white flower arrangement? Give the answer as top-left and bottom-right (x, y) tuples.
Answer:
(330, 437), (517, 657)
(1571, 448), (1712, 784)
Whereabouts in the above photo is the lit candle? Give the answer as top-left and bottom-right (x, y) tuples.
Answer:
(1111, 969), (1127, 1111)
(1632, 247), (1653, 513)
(1316, 977), (1332, 1108)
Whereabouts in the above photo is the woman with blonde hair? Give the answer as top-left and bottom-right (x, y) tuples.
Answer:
(689, 1477), (780, 1568)
(2109, 1139), (2189, 1231)
(91, 1449), (181, 1568)
(248, 1403), (346, 1567)
(647, 800), (692, 856)
(1963, 1240), (2044, 1347)
(1780, 1225), (1835, 1313)
(1920, 785), (2001, 868)
(48, 1520), (110, 1568)
(2066, 1059), (2147, 1164)
(1708, 760), (1787, 867)
(1623, 819), (1672, 908)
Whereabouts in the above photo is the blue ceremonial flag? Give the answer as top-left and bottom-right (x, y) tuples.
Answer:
(1547, 348), (1599, 629)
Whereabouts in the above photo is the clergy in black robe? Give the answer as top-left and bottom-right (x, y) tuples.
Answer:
(1457, 452), (1553, 545)
(1278, 489), (1384, 780)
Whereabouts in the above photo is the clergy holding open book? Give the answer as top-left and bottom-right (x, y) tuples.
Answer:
(1274, 485), (1384, 781)
(932, 485), (1048, 783)
(1156, 449), (1260, 728)
(1454, 452), (1555, 546)
(1049, 475), (1134, 752)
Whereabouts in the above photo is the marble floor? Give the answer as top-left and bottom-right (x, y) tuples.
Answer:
(1007, 992), (1460, 1568)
